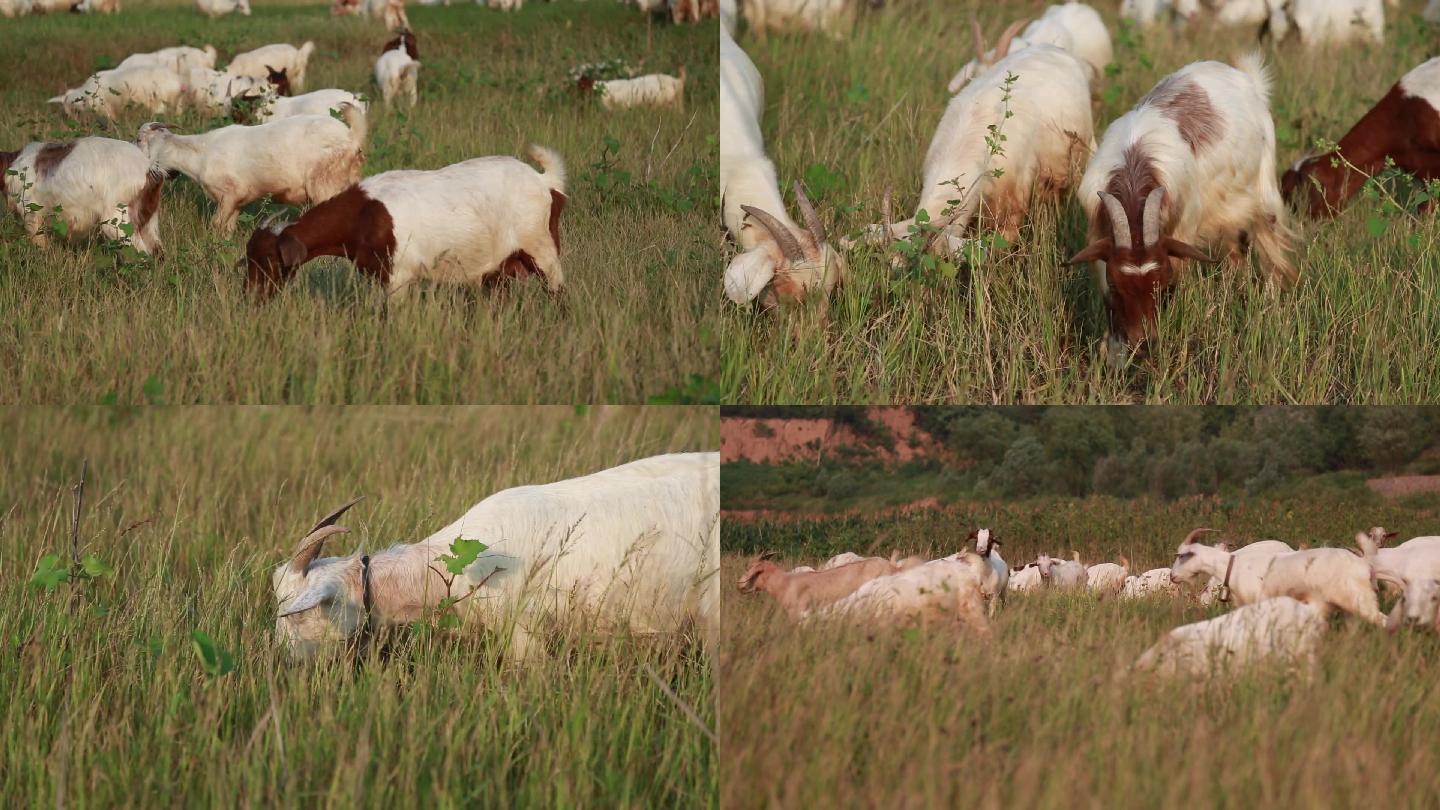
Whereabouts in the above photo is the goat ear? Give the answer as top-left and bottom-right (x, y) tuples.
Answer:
(758, 550), (778, 561)
(279, 578), (339, 618)
(278, 232), (308, 267)
(1163, 238), (1213, 263)
(1065, 239), (1111, 266)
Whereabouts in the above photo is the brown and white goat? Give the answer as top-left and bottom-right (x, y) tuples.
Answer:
(1070, 54), (1294, 354)
(1283, 57), (1440, 219)
(736, 551), (900, 620)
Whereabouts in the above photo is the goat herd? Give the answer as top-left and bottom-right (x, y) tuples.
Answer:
(2, 4), (693, 300)
(720, 0), (1440, 352)
(737, 526), (1440, 676)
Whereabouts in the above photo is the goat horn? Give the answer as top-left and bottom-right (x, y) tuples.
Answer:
(757, 550), (779, 561)
(970, 14), (987, 60)
(1182, 527), (1219, 545)
(1098, 191), (1131, 250)
(290, 525), (350, 574)
(1142, 186), (1166, 247)
(741, 205), (806, 263)
(793, 181), (828, 252)
(994, 18), (1029, 59)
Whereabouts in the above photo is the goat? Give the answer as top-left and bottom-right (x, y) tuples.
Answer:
(195, 0), (249, 16)
(1086, 556), (1129, 596)
(116, 45), (218, 75)
(274, 453), (719, 661)
(821, 552), (867, 570)
(1, 138), (163, 255)
(947, 5), (1112, 93)
(138, 105), (366, 234)
(183, 68), (268, 115)
(737, 552), (901, 620)
(743, 0), (848, 37)
(1134, 596), (1327, 676)
(49, 67), (185, 119)
(1121, 567), (1178, 599)
(1356, 526), (1440, 629)
(1069, 54), (1294, 355)
(1008, 561), (1045, 592)
(972, 528), (1009, 614)
(375, 48), (421, 107)
(812, 555), (991, 633)
(1041, 552), (1088, 591)
(1168, 529), (1294, 605)
(1282, 57), (1440, 220)
(1257, 547), (1385, 624)
(227, 42), (316, 93)
(383, 30), (420, 60)
(721, 27), (844, 306)
(1269, 0), (1384, 47)
(588, 68), (687, 111)
(244, 146), (566, 299)
(232, 88), (366, 124)
(852, 44), (1094, 256)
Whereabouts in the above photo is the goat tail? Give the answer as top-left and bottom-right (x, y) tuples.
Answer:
(299, 40), (317, 62)
(527, 144), (567, 193)
(337, 101), (368, 147)
(1233, 50), (1271, 101)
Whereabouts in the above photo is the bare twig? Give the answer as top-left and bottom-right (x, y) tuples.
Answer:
(641, 661), (716, 744)
(69, 460), (87, 572)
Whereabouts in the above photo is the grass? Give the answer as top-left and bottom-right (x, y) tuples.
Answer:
(0, 1), (718, 404)
(720, 488), (1440, 808)
(720, 1), (1440, 403)
(0, 406), (718, 807)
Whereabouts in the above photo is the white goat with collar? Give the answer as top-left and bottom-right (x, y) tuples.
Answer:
(272, 452), (720, 661)
(1168, 530), (1294, 605)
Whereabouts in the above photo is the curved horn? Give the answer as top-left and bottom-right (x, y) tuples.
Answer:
(1098, 191), (1132, 250)
(1181, 527), (1219, 546)
(741, 205), (806, 263)
(757, 550), (779, 561)
(290, 525), (350, 574)
(994, 18), (1030, 59)
(793, 181), (828, 251)
(1142, 187), (1166, 247)
(971, 14), (987, 60)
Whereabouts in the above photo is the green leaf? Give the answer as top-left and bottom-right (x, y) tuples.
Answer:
(142, 375), (164, 404)
(81, 554), (113, 579)
(190, 630), (236, 677)
(1365, 215), (1387, 239)
(29, 553), (69, 591)
(436, 537), (488, 576)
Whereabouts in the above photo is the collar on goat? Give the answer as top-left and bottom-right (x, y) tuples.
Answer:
(1218, 554), (1236, 604)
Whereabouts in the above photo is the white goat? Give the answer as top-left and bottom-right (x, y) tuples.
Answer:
(238, 88), (368, 123)
(1042, 553), (1088, 591)
(375, 49), (421, 107)
(948, 5), (1113, 93)
(743, 0), (848, 36)
(1134, 596), (1328, 676)
(1169, 530), (1293, 606)
(596, 69), (686, 110)
(1121, 567), (1178, 599)
(1356, 527), (1440, 628)
(1008, 562), (1045, 592)
(1, 138), (164, 255)
(243, 146), (566, 298)
(1069, 54), (1293, 354)
(821, 552), (868, 570)
(185, 68), (267, 115)
(1257, 548), (1384, 624)
(1269, 0), (1384, 46)
(137, 106), (366, 234)
(196, 0), (250, 16)
(227, 43), (317, 93)
(853, 44), (1094, 255)
(1086, 556), (1129, 596)
(49, 67), (185, 119)
(117, 45), (218, 75)
(720, 27), (844, 306)
(488, 0), (524, 10)
(273, 453), (719, 661)
(973, 528), (1009, 614)
(813, 555), (991, 633)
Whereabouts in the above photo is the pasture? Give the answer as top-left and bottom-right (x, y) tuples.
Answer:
(720, 1), (1440, 403)
(720, 493), (1440, 807)
(0, 406), (717, 806)
(0, 1), (718, 404)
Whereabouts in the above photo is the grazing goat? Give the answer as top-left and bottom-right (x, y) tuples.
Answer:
(1, 138), (164, 255)
(1041, 553), (1088, 591)
(1258, 548), (1385, 624)
(228, 43), (316, 93)
(375, 48), (421, 107)
(1121, 567), (1178, 599)
(1282, 57), (1440, 219)
(1134, 596), (1328, 676)
(854, 45), (1094, 256)
(245, 146), (566, 299)
(383, 30), (420, 60)
(117, 45), (218, 75)
(183, 68), (267, 115)
(743, 0), (848, 37)
(813, 555), (991, 633)
(1008, 561), (1045, 592)
(737, 552), (901, 620)
(195, 0), (249, 16)
(721, 28), (844, 306)
(138, 106), (366, 234)
(49, 67), (185, 119)
(588, 69), (687, 111)
(274, 453), (720, 661)
(1356, 527), (1440, 628)
(1269, 0), (1384, 47)
(1170, 531), (1295, 606)
(233, 88), (367, 124)
(947, 5), (1113, 92)
(1086, 557), (1129, 595)
(1070, 54), (1294, 354)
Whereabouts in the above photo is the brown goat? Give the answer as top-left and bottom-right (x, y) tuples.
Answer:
(736, 553), (900, 620)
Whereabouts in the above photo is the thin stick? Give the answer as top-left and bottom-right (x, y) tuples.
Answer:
(641, 661), (716, 744)
(69, 460), (87, 572)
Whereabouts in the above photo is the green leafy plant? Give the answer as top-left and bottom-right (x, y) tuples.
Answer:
(190, 630), (237, 678)
(27, 462), (114, 594)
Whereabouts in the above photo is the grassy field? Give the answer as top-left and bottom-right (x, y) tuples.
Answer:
(720, 1), (1440, 403)
(720, 491), (1440, 808)
(0, 1), (718, 404)
(0, 406), (717, 807)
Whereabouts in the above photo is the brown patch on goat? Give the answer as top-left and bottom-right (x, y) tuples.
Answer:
(382, 31), (419, 60)
(0, 150), (17, 179)
(1283, 83), (1440, 219)
(266, 66), (292, 97)
(34, 142), (77, 180)
(548, 189), (566, 252)
(245, 185), (396, 299)
(1143, 76), (1223, 154)
(129, 170), (165, 239)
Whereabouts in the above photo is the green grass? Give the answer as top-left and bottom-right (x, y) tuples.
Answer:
(0, 406), (718, 807)
(720, 1), (1440, 403)
(720, 486), (1440, 807)
(0, 1), (718, 403)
